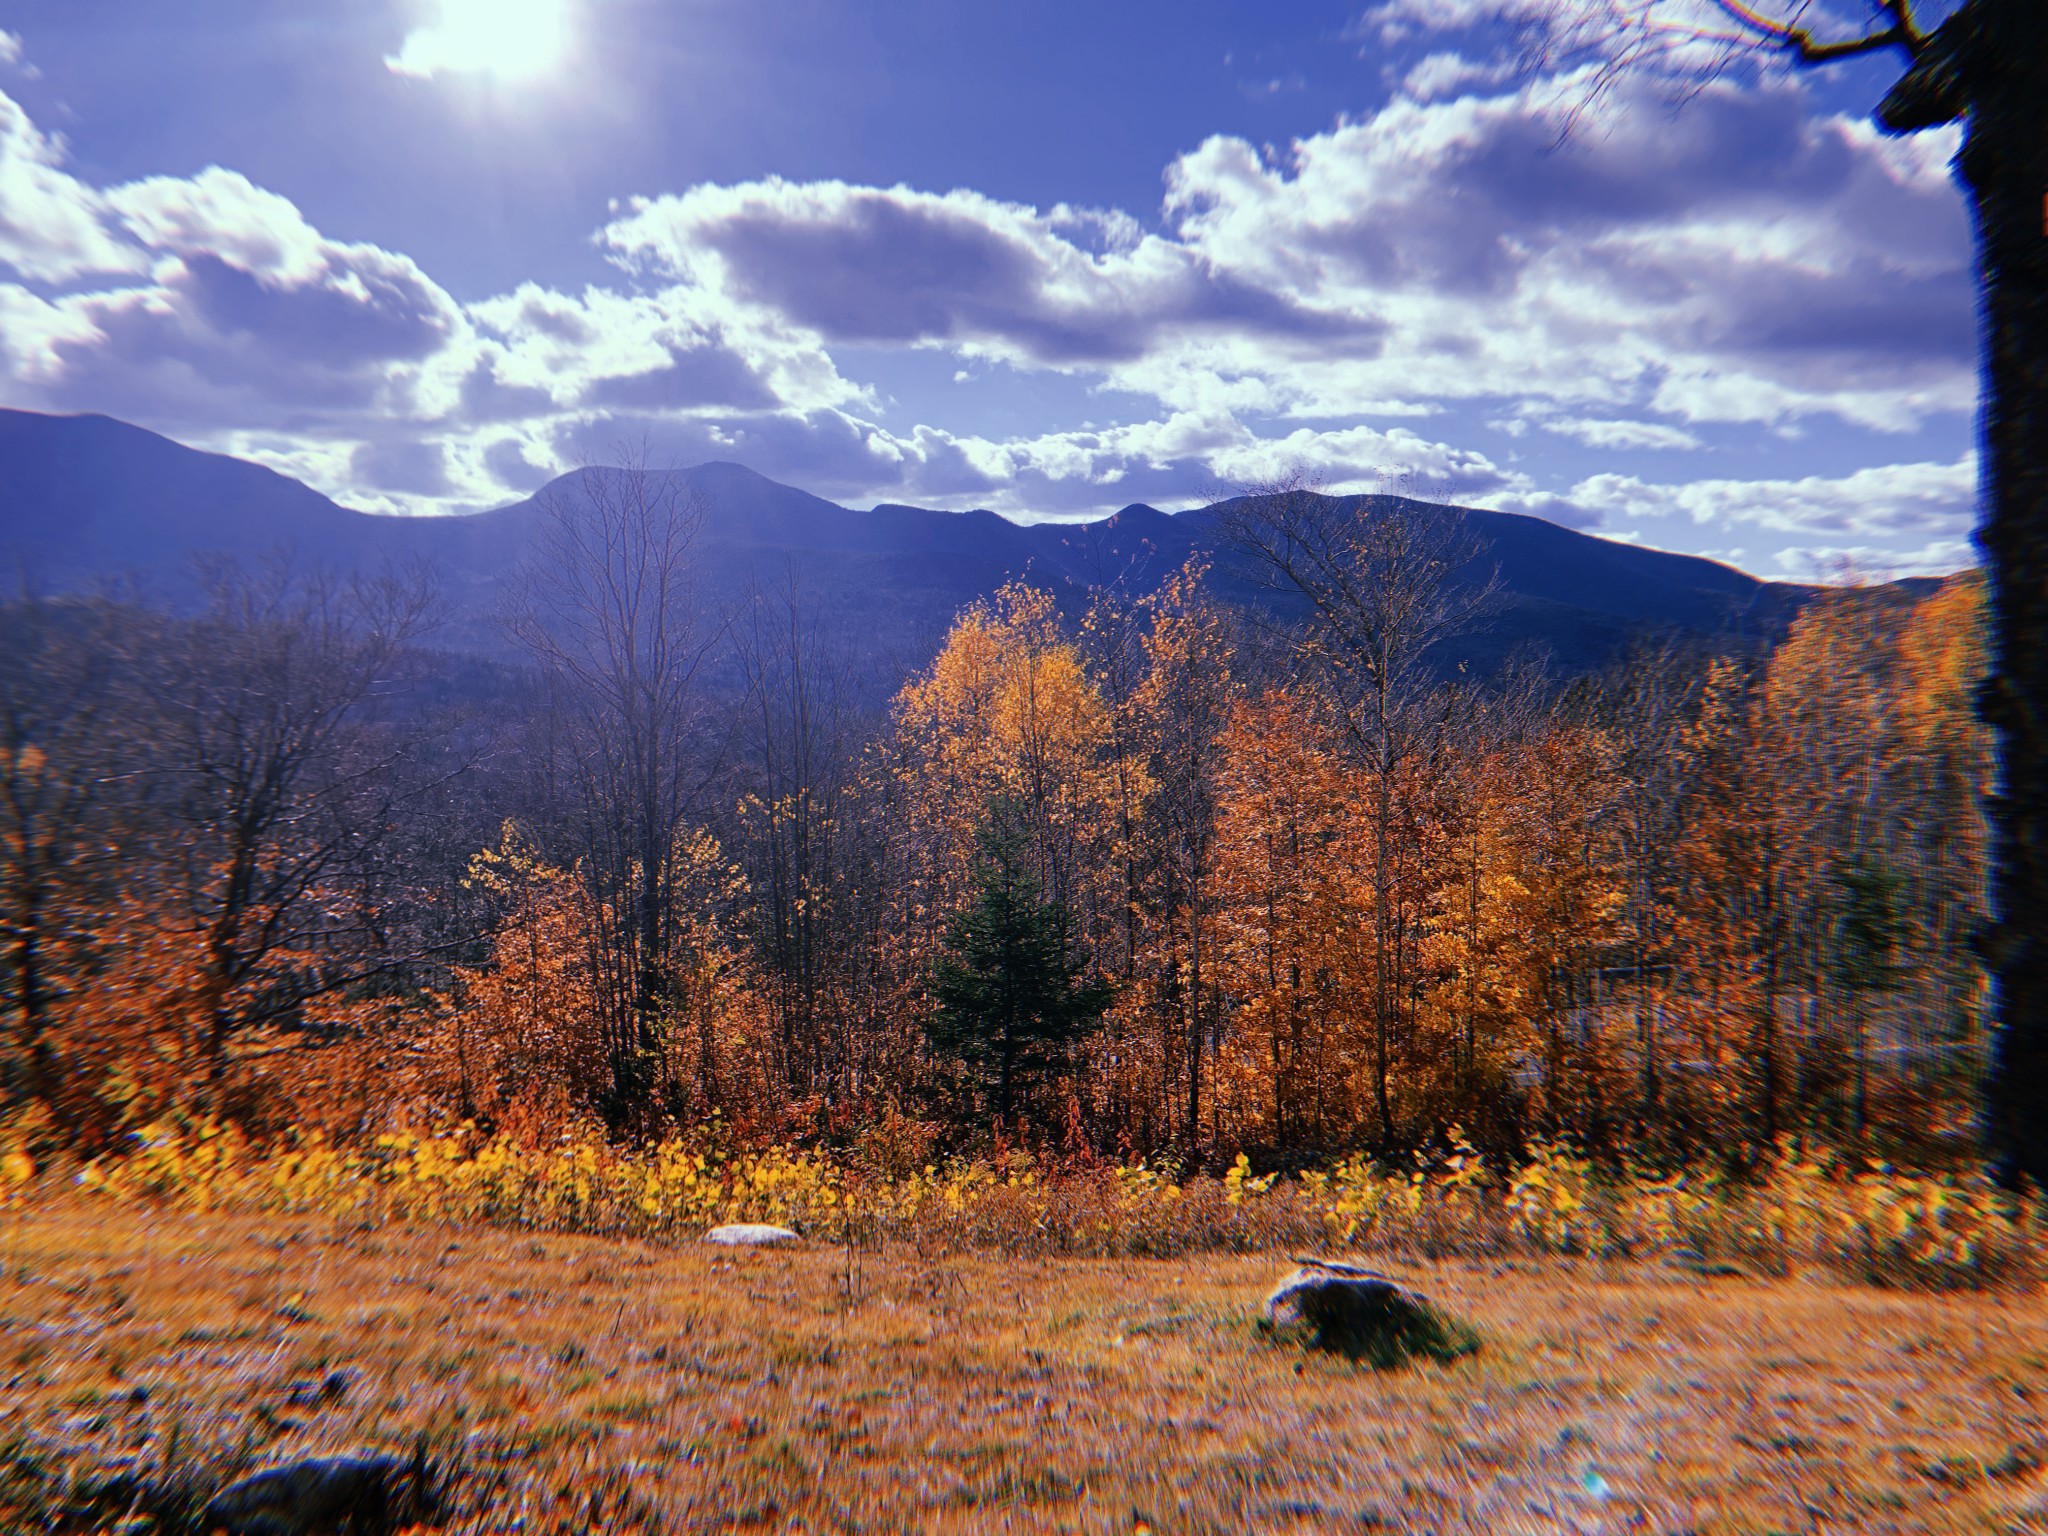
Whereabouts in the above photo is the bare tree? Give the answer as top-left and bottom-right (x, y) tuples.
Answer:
(507, 453), (723, 1126)
(733, 566), (864, 1099)
(1519, 0), (2045, 1185)
(1219, 472), (1499, 1147)
(1581, 637), (1706, 1136)
(155, 557), (440, 1108)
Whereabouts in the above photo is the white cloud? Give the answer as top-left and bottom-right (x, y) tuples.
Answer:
(109, 168), (332, 285)
(0, 89), (142, 282)
(1160, 76), (1972, 431)
(1357, 0), (1557, 45)
(39, 175), (468, 433)
(1540, 415), (1702, 451)
(1527, 452), (1976, 546)
(583, 72), (1970, 449)
(466, 279), (867, 419)
(600, 178), (1377, 371)
(1401, 52), (1515, 100)
(0, 281), (102, 381)
(1770, 537), (1976, 581)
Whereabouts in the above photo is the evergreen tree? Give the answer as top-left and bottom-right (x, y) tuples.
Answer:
(930, 804), (1114, 1132)
(1831, 853), (1910, 1145)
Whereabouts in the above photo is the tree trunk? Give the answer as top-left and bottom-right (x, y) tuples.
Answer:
(1966, 20), (2048, 1195)
(1187, 901), (1202, 1160)
(8, 879), (67, 1131)
(999, 1028), (1016, 1133)
(1372, 766), (1396, 1149)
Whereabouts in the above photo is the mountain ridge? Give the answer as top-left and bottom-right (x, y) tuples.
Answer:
(0, 406), (1827, 674)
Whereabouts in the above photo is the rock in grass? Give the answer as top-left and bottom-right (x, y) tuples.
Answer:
(202, 1447), (437, 1536)
(1261, 1258), (1479, 1369)
(1663, 1245), (1746, 1279)
(703, 1223), (800, 1247)
(282, 1368), (357, 1408)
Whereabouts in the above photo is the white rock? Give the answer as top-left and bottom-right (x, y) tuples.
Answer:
(703, 1223), (800, 1247)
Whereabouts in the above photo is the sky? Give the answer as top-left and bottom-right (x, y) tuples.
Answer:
(0, 0), (1979, 578)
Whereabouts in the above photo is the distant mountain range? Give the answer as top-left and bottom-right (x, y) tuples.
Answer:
(0, 407), (1826, 684)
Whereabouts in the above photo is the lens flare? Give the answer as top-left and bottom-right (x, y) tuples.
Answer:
(385, 0), (572, 82)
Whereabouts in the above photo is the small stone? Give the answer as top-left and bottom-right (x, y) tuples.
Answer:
(703, 1223), (800, 1247)
(283, 1367), (358, 1408)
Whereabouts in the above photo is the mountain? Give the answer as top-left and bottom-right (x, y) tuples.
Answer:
(0, 406), (1816, 679)
(0, 408), (383, 580)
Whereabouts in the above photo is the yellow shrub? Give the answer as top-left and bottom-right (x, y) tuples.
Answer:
(60, 1126), (2041, 1287)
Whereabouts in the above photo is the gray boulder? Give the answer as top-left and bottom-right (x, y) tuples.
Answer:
(202, 1447), (437, 1536)
(1262, 1258), (1479, 1368)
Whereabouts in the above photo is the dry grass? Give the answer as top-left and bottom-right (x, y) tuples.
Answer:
(3, 1196), (2046, 1535)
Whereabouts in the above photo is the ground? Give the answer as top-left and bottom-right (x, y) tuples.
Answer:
(2, 1199), (2046, 1534)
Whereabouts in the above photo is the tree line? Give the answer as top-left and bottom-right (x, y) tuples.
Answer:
(0, 470), (1993, 1175)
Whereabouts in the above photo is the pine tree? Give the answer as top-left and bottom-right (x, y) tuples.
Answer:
(929, 804), (1114, 1132)
(1831, 853), (1910, 1146)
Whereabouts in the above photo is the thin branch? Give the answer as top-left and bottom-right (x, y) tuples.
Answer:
(1793, 26), (1912, 62)
(1708, 0), (1922, 62)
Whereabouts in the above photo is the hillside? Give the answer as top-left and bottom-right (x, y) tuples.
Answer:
(0, 407), (1815, 677)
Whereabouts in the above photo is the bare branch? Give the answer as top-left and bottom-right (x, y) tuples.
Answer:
(1709, 0), (1925, 63)
(1527, 0), (1934, 133)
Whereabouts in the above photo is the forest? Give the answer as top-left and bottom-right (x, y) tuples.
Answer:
(0, 469), (1993, 1179)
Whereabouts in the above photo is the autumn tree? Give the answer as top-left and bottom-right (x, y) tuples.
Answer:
(1894, 574), (1992, 1051)
(1134, 561), (1238, 1154)
(1666, 659), (1806, 1152)
(438, 825), (612, 1139)
(1209, 690), (1364, 1151)
(890, 583), (1133, 967)
(1219, 477), (1497, 1148)
(1829, 852), (1910, 1144)
(1485, 727), (1627, 1146)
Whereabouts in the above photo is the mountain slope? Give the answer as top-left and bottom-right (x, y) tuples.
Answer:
(0, 409), (381, 583)
(1, 407), (1813, 675)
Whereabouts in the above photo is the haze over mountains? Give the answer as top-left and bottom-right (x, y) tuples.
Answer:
(0, 407), (1818, 681)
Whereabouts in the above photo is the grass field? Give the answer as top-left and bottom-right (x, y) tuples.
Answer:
(3, 1198), (2046, 1535)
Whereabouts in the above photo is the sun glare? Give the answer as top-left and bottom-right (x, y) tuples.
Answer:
(385, 0), (572, 82)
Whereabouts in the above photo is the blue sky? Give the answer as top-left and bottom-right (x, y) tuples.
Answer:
(0, 1), (1977, 577)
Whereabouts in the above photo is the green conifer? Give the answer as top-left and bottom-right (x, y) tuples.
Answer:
(929, 803), (1114, 1131)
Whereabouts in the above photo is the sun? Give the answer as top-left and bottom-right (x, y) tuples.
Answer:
(385, 0), (573, 82)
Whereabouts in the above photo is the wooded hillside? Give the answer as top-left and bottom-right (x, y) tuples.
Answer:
(0, 474), (1989, 1174)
